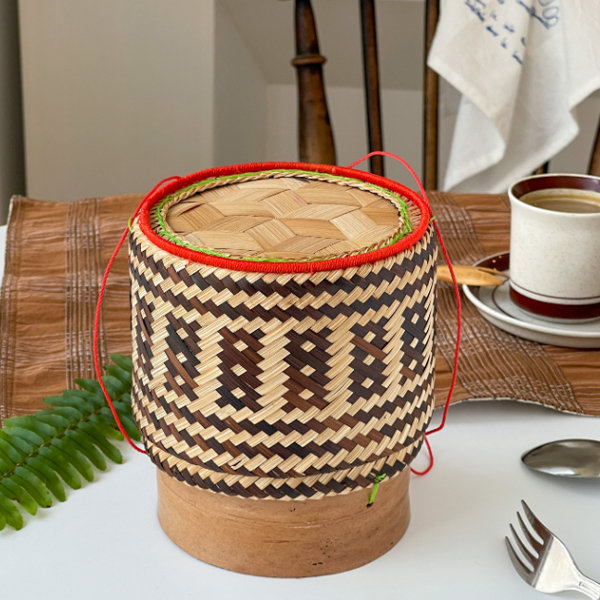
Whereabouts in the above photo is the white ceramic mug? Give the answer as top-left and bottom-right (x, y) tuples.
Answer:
(508, 173), (600, 321)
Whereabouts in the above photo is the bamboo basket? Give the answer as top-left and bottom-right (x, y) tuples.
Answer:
(129, 162), (437, 577)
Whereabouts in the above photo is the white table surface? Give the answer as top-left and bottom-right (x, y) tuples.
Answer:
(0, 223), (598, 599)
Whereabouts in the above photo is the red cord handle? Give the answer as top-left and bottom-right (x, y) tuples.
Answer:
(93, 176), (182, 454)
(347, 152), (462, 475)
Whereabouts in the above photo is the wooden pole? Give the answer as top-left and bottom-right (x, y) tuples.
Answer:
(292, 0), (336, 165)
(423, 0), (439, 190)
(359, 0), (384, 176)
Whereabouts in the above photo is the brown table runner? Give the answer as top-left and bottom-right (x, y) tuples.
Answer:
(1, 191), (598, 422)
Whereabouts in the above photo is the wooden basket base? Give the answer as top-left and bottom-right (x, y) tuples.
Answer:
(156, 468), (410, 577)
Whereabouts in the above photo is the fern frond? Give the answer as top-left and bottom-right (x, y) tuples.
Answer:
(0, 354), (139, 530)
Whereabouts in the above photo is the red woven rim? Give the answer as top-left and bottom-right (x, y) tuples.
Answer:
(137, 161), (432, 273)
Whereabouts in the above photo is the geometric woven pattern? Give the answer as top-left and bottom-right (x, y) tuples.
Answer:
(129, 169), (437, 500)
(154, 171), (415, 262)
(129, 224), (437, 500)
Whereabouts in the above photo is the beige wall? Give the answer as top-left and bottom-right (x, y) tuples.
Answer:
(214, 0), (267, 166)
(19, 0), (217, 202)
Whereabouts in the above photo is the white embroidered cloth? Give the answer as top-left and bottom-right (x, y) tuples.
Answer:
(428, 0), (600, 192)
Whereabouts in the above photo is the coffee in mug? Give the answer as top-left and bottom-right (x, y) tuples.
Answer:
(520, 188), (600, 214)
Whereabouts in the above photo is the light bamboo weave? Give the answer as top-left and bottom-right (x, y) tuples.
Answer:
(155, 171), (416, 261)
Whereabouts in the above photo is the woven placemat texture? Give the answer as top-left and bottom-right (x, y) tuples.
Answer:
(0, 191), (598, 422)
(0, 195), (140, 421)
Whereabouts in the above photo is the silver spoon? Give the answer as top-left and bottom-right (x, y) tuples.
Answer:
(522, 439), (600, 478)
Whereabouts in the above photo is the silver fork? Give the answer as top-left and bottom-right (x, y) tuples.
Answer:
(505, 500), (600, 599)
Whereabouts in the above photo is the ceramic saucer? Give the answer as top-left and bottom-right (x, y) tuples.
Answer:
(462, 252), (600, 348)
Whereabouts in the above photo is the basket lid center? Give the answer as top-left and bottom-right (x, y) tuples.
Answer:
(158, 175), (409, 261)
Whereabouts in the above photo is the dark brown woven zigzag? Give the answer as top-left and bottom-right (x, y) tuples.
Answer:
(129, 221), (437, 500)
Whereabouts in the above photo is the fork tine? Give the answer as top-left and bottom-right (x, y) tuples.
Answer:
(505, 536), (533, 583)
(521, 500), (551, 542)
(516, 510), (544, 554)
(509, 522), (538, 565)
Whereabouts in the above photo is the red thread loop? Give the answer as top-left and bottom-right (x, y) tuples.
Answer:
(347, 151), (462, 476)
(93, 175), (182, 454)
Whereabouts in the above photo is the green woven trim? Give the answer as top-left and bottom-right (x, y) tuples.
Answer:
(151, 169), (414, 263)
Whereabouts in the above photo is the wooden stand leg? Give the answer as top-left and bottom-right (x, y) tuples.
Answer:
(292, 0), (337, 166)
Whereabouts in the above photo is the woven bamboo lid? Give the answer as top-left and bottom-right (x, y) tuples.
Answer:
(154, 172), (415, 262)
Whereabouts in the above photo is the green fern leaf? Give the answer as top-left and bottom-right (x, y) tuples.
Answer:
(38, 442), (83, 490)
(86, 415), (124, 441)
(0, 434), (24, 466)
(49, 406), (90, 425)
(13, 468), (52, 508)
(27, 457), (66, 502)
(5, 426), (45, 449)
(0, 479), (37, 515)
(0, 491), (24, 530)
(64, 429), (107, 471)
(105, 364), (132, 387)
(73, 378), (106, 398)
(18, 464), (58, 506)
(3, 415), (57, 441)
(34, 411), (70, 430)
(110, 354), (132, 372)
(0, 354), (139, 530)
(34, 452), (79, 493)
(0, 450), (13, 473)
(79, 422), (123, 463)
(76, 375), (127, 401)
(51, 438), (95, 482)
(44, 393), (94, 414)
(109, 406), (139, 440)
(62, 393), (103, 414)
